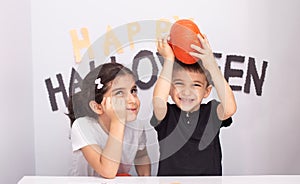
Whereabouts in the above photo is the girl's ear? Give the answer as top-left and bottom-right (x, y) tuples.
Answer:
(204, 84), (212, 98)
(89, 101), (104, 115)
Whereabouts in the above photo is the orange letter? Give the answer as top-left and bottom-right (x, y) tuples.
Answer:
(70, 28), (94, 63)
(127, 22), (140, 50)
(156, 19), (171, 38)
(104, 25), (123, 56)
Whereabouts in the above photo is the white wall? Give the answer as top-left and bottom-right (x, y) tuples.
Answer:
(220, 0), (300, 175)
(31, 0), (300, 177)
(0, 0), (35, 183)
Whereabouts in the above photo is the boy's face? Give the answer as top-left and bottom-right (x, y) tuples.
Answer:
(170, 70), (212, 112)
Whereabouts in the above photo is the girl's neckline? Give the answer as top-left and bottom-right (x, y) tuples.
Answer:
(96, 119), (110, 135)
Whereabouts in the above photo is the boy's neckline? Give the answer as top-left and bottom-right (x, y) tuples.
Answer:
(180, 110), (200, 125)
(181, 109), (199, 115)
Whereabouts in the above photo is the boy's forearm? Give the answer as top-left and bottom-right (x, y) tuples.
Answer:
(153, 59), (174, 120)
(207, 62), (237, 120)
(153, 59), (173, 101)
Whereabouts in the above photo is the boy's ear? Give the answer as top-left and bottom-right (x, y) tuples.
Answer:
(204, 84), (213, 98)
(89, 101), (104, 115)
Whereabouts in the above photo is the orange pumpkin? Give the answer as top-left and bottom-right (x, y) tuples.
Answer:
(169, 19), (203, 64)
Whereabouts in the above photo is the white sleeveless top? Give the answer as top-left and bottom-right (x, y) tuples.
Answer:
(70, 116), (146, 176)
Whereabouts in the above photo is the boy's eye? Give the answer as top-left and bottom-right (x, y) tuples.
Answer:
(193, 83), (202, 87)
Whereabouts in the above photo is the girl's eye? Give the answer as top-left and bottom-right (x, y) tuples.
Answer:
(115, 90), (124, 96)
(131, 88), (138, 94)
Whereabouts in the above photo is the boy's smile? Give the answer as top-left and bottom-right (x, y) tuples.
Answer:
(179, 97), (195, 102)
(170, 70), (211, 112)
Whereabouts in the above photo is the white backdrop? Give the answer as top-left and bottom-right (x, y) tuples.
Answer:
(0, 0), (34, 183)
(31, 0), (300, 176)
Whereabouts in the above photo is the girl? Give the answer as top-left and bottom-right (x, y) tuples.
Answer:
(67, 62), (151, 178)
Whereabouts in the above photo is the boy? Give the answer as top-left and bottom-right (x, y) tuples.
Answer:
(151, 34), (237, 176)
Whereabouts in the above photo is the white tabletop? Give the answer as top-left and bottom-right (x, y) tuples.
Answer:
(18, 175), (300, 184)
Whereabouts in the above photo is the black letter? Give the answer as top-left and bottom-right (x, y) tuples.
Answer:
(213, 52), (222, 70)
(244, 57), (268, 96)
(45, 74), (68, 111)
(110, 56), (116, 63)
(132, 50), (158, 90)
(224, 55), (245, 91)
(155, 52), (164, 66)
(69, 68), (82, 96)
(213, 52), (222, 59)
(89, 60), (95, 71)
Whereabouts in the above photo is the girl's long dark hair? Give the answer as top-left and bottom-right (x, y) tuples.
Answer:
(67, 62), (135, 127)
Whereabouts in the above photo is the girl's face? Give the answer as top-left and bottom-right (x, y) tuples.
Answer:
(170, 70), (211, 112)
(104, 74), (140, 122)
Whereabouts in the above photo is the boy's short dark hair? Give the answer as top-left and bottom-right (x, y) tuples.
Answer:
(173, 58), (213, 86)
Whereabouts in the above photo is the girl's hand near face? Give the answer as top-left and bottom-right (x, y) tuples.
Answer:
(102, 96), (126, 125)
(84, 96), (126, 179)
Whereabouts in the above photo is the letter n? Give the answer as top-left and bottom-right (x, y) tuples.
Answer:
(244, 57), (268, 96)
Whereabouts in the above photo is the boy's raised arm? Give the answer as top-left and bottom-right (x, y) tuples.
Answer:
(190, 34), (237, 120)
(206, 60), (237, 120)
(153, 37), (175, 121)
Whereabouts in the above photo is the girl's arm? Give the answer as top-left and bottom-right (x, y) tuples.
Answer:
(134, 148), (151, 176)
(153, 37), (175, 121)
(81, 97), (126, 179)
(190, 34), (237, 120)
(81, 123), (125, 178)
